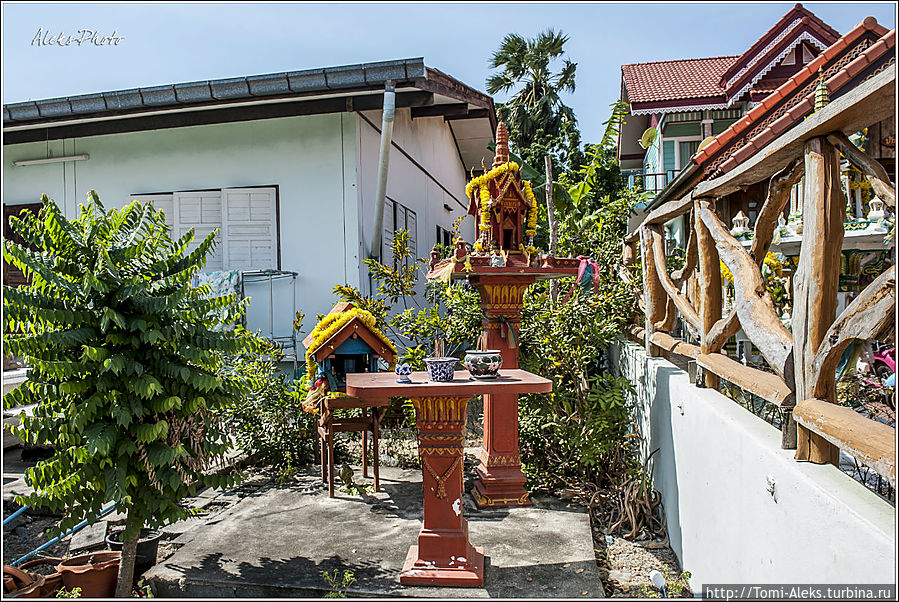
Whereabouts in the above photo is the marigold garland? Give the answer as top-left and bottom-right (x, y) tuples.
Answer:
(465, 160), (539, 247)
(304, 307), (396, 385)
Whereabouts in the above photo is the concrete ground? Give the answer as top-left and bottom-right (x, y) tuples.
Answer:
(145, 465), (604, 598)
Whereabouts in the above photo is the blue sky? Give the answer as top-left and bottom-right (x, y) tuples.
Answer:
(2, 2), (895, 143)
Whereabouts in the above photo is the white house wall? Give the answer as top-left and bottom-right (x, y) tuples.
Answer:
(3, 113), (360, 343)
(356, 108), (475, 299)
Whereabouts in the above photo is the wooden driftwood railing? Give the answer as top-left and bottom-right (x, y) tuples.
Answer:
(619, 68), (896, 488)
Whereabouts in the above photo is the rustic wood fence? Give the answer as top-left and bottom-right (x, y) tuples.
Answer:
(619, 68), (895, 488)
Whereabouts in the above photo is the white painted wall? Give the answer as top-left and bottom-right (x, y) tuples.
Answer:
(4, 109), (476, 361)
(611, 339), (895, 590)
(3, 114), (357, 344)
(357, 108), (475, 299)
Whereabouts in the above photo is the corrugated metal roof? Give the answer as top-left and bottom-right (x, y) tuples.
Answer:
(3, 58), (428, 125)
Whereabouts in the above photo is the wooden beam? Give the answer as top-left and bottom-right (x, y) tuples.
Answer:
(694, 200), (724, 388)
(793, 398), (895, 487)
(445, 108), (492, 121)
(697, 200), (794, 382)
(749, 157), (804, 264)
(693, 68), (895, 200)
(651, 331), (701, 359)
(640, 227), (667, 356)
(411, 102), (469, 119)
(827, 131), (896, 207)
(649, 226), (701, 336)
(793, 137), (844, 465)
(696, 353), (793, 407)
(810, 266), (895, 397)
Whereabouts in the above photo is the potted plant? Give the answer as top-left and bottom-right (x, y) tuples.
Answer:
(106, 528), (162, 583)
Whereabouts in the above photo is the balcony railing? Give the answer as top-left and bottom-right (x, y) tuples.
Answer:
(622, 170), (679, 194)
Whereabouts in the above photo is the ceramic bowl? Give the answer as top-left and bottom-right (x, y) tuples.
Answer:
(395, 363), (413, 383)
(423, 357), (458, 382)
(463, 350), (503, 379)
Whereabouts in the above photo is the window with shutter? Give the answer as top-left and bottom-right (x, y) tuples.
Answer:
(222, 187), (278, 270)
(405, 209), (417, 266)
(131, 187), (278, 271)
(382, 198), (395, 267)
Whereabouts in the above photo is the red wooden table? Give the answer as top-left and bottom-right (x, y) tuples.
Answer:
(345, 369), (552, 587)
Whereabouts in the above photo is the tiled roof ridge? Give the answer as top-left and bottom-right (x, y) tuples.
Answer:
(720, 3), (840, 84)
(694, 17), (892, 170)
(622, 54), (740, 69)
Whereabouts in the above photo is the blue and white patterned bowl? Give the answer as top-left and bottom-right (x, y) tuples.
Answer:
(395, 363), (413, 383)
(423, 357), (458, 382)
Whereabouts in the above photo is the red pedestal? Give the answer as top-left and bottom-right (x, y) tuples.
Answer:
(401, 394), (484, 586)
(426, 259), (580, 509)
(345, 370), (552, 588)
(469, 274), (534, 508)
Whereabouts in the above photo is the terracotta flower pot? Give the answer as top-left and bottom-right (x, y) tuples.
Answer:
(3, 565), (45, 598)
(18, 558), (64, 597)
(56, 551), (120, 598)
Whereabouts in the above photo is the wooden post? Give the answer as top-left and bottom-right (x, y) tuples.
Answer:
(545, 155), (559, 303)
(640, 227), (666, 356)
(694, 201), (722, 389)
(793, 137), (844, 465)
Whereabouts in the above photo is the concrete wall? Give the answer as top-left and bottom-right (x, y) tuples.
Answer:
(3, 114), (356, 341)
(611, 339), (896, 590)
(357, 108), (474, 299)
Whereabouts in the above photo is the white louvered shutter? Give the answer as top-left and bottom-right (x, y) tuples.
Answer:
(173, 190), (224, 271)
(222, 187), (278, 270)
(130, 194), (175, 230)
(382, 199), (395, 266)
(405, 208), (417, 266)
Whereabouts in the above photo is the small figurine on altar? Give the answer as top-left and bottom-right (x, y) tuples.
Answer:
(464, 122), (539, 264)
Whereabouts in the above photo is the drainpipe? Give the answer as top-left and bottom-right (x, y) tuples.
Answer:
(369, 81), (396, 261)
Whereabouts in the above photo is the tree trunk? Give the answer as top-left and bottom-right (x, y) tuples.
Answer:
(115, 531), (139, 597)
(545, 155), (559, 303)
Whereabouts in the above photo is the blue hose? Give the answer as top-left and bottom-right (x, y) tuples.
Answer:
(3, 505), (28, 527)
(10, 502), (117, 566)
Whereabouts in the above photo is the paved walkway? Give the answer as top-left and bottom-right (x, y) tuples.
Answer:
(145, 465), (604, 598)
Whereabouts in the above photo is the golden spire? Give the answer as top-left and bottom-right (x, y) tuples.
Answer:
(493, 122), (510, 168)
(814, 67), (829, 112)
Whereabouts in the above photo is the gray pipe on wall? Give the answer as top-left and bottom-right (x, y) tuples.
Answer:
(369, 81), (396, 260)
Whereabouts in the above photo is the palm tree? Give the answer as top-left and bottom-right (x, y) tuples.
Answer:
(486, 29), (577, 150)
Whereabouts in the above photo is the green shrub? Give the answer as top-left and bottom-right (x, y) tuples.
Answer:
(3, 193), (256, 594)
(223, 343), (316, 474)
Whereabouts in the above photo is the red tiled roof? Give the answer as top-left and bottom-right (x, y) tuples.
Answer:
(622, 56), (738, 104)
(694, 17), (893, 175)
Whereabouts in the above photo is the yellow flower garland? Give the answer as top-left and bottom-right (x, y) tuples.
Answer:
(304, 307), (397, 384)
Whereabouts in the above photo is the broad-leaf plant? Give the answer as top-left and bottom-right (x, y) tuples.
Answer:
(3, 192), (256, 596)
